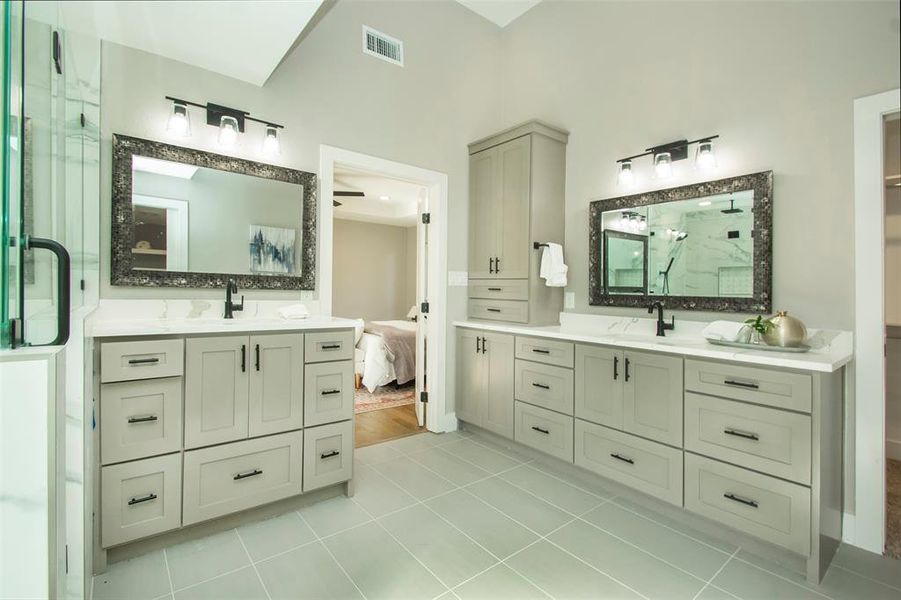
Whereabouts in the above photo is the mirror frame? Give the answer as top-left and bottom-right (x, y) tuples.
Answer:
(602, 229), (648, 294)
(111, 134), (317, 289)
(588, 170), (773, 312)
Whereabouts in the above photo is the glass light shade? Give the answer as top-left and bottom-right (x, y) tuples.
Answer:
(638, 218), (647, 231)
(262, 125), (280, 156)
(654, 152), (673, 178)
(617, 160), (634, 186)
(696, 140), (717, 170)
(167, 102), (191, 137)
(218, 115), (239, 146)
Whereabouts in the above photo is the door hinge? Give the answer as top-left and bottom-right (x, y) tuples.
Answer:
(420, 391), (428, 403)
(420, 301), (429, 314)
(421, 212), (430, 224)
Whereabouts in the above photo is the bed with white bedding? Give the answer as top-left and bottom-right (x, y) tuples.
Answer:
(357, 320), (417, 393)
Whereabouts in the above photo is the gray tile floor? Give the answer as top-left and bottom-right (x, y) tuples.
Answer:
(93, 431), (901, 600)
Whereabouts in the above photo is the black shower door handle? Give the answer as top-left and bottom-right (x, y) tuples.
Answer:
(25, 237), (70, 346)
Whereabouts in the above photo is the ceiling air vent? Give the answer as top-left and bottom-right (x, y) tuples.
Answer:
(362, 26), (404, 66)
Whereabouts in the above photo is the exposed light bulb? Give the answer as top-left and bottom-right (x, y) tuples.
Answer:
(654, 152), (673, 179)
(261, 125), (280, 156)
(698, 200), (712, 207)
(218, 115), (239, 147)
(378, 195), (390, 201)
(167, 102), (191, 137)
(638, 218), (647, 231)
(617, 160), (634, 186)
(696, 139), (717, 170)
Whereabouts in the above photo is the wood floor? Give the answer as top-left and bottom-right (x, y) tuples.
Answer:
(355, 403), (425, 448)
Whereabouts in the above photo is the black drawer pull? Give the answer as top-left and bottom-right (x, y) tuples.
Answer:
(610, 453), (634, 465)
(321, 344), (341, 350)
(724, 493), (759, 508)
(724, 428), (760, 441)
(624, 357), (631, 382)
(532, 348), (550, 354)
(234, 468), (263, 481)
(321, 450), (341, 459)
(489, 257), (495, 274)
(127, 493), (157, 506)
(724, 379), (759, 390)
(241, 344), (246, 372)
(531, 426), (550, 435)
(255, 344), (260, 371)
(128, 357), (159, 365)
(321, 389), (341, 395)
(486, 308), (501, 313)
(613, 355), (619, 380)
(531, 383), (550, 390)
(487, 287), (502, 291)
(127, 415), (158, 424)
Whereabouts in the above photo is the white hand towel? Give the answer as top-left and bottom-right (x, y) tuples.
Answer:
(701, 320), (745, 342)
(539, 243), (568, 287)
(278, 303), (310, 320)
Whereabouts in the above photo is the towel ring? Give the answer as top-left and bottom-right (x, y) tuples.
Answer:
(533, 242), (549, 249)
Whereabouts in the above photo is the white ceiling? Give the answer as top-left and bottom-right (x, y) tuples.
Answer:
(61, 1), (323, 86)
(455, 0), (542, 28)
(334, 167), (424, 227)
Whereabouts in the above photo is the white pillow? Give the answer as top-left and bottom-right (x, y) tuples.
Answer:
(406, 305), (418, 320)
(353, 318), (364, 345)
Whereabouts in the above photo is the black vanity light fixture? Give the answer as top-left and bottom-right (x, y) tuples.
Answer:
(165, 96), (284, 156)
(616, 135), (719, 186)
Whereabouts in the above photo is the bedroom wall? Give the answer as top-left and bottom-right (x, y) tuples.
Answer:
(332, 219), (416, 322)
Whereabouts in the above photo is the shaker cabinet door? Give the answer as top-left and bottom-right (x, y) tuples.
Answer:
(574, 344), (624, 430)
(249, 333), (304, 437)
(185, 336), (249, 449)
(623, 350), (683, 447)
(495, 135), (531, 280)
(455, 328), (484, 426)
(469, 148), (499, 279)
(483, 332), (515, 438)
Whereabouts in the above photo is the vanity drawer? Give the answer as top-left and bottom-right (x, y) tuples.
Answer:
(304, 360), (354, 427)
(515, 336), (574, 368)
(182, 431), (303, 526)
(304, 420), (354, 492)
(514, 360), (574, 415)
(468, 279), (529, 301)
(101, 453), (182, 547)
(574, 419), (683, 506)
(684, 453), (811, 556)
(101, 377), (183, 465)
(101, 339), (184, 383)
(685, 393), (811, 485)
(305, 330), (354, 363)
(514, 402), (574, 462)
(468, 299), (529, 323)
(685, 359), (811, 413)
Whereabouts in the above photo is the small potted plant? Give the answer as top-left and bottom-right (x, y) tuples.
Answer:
(739, 315), (773, 345)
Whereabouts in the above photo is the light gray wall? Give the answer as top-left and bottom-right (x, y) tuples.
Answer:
(500, 0), (900, 330)
(332, 219), (415, 321)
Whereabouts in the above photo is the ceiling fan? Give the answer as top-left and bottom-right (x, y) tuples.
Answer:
(333, 190), (364, 207)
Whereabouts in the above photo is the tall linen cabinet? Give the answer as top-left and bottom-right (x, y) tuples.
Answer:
(467, 121), (568, 325)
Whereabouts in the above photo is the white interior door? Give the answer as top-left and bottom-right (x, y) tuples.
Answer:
(415, 188), (429, 427)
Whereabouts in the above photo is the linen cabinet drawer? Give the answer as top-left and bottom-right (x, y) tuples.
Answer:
(514, 360), (574, 415)
(468, 299), (529, 323)
(101, 454), (182, 547)
(574, 419), (683, 506)
(101, 339), (184, 383)
(101, 377), (183, 465)
(468, 279), (529, 301)
(304, 421), (354, 492)
(685, 393), (811, 484)
(304, 360), (354, 427)
(182, 431), (303, 525)
(305, 330), (354, 363)
(514, 402), (574, 462)
(685, 359), (811, 413)
(514, 336), (574, 368)
(684, 453), (811, 555)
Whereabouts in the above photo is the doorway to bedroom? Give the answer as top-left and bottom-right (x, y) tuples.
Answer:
(330, 164), (429, 447)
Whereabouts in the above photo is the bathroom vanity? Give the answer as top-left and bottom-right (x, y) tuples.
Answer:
(90, 316), (356, 563)
(454, 315), (852, 584)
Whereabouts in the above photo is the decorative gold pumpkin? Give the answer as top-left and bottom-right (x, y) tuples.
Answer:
(763, 311), (808, 347)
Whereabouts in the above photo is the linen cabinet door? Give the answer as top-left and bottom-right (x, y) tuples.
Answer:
(455, 328), (484, 426)
(483, 332), (515, 438)
(249, 333), (304, 437)
(185, 336), (249, 449)
(495, 136), (531, 279)
(574, 345), (624, 430)
(623, 351), (683, 447)
(469, 148), (498, 279)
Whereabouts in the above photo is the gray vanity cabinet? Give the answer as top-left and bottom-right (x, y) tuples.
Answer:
(185, 335), (250, 449)
(248, 333), (304, 437)
(574, 345), (624, 429)
(455, 328), (515, 437)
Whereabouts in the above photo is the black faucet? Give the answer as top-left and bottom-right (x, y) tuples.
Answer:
(224, 279), (244, 319)
(648, 301), (675, 337)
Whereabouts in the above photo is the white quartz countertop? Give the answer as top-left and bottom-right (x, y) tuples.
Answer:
(454, 316), (853, 373)
(90, 316), (359, 338)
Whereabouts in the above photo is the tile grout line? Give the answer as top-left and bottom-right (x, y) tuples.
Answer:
(296, 510), (370, 600)
(234, 528), (273, 600)
(690, 547), (741, 600)
(830, 564), (901, 593)
(168, 562), (261, 596)
(161, 547), (175, 598)
(729, 555), (834, 600)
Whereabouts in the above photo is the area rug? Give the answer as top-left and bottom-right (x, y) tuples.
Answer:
(887, 459), (901, 559)
(354, 382), (415, 414)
